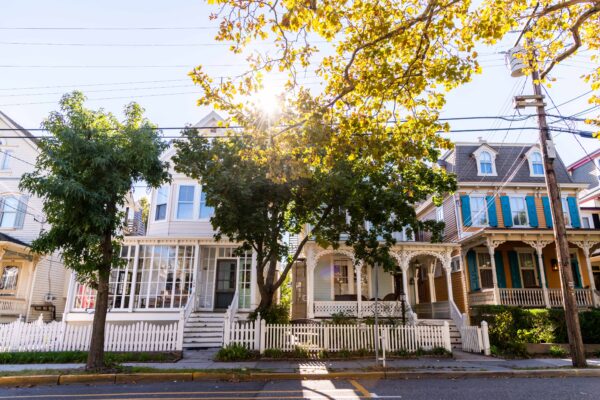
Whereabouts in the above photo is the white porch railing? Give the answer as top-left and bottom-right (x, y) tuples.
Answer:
(468, 289), (496, 306)
(225, 318), (451, 353)
(313, 301), (358, 317)
(0, 316), (183, 352)
(222, 290), (240, 343)
(500, 288), (595, 308)
(0, 298), (27, 316)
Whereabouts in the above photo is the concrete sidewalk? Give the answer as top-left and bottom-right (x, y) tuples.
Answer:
(1, 349), (599, 373)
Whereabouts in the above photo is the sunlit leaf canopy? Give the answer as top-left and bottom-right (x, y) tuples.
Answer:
(194, 0), (600, 151)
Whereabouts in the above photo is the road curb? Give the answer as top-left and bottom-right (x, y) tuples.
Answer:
(1, 368), (599, 387)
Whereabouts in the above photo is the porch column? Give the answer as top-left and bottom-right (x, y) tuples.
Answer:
(399, 256), (409, 300)
(356, 261), (363, 318)
(575, 241), (599, 307)
(525, 240), (551, 308)
(128, 243), (140, 312)
(193, 244), (201, 310)
(443, 254), (454, 303)
(428, 262), (436, 303)
(306, 248), (316, 319)
(485, 238), (500, 304)
(413, 270), (420, 305)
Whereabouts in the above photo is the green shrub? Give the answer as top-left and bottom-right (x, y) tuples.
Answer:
(548, 345), (568, 358)
(263, 348), (285, 358)
(262, 346), (311, 359)
(0, 351), (178, 364)
(430, 346), (451, 356)
(214, 344), (256, 361)
(330, 311), (356, 325)
(248, 304), (290, 324)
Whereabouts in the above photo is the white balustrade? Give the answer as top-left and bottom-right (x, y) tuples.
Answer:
(0, 298), (27, 315)
(468, 289), (496, 306)
(575, 289), (593, 307)
(313, 301), (358, 317)
(0, 316), (182, 352)
(499, 288), (545, 307)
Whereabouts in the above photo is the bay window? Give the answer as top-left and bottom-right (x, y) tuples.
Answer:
(176, 185), (195, 219)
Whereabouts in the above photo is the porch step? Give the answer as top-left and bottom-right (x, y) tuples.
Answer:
(183, 311), (226, 349)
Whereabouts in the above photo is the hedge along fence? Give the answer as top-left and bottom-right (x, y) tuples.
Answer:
(0, 316), (184, 352)
(224, 319), (452, 354)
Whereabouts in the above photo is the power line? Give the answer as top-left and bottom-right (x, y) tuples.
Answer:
(0, 26), (220, 30)
(546, 90), (594, 111)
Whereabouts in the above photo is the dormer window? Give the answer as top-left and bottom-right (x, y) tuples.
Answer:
(473, 145), (498, 176)
(480, 151), (493, 174)
(530, 151), (544, 176)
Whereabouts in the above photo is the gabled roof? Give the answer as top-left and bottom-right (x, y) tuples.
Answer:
(567, 148), (600, 172)
(443, 142), (576, 184)
(0, 110), (37, 143)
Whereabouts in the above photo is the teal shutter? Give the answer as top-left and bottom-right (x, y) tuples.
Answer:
(494, 252), (506, 288)
(460, 195), (472, 227)
(571, 256), (583, 288)
(486, 196), (498, 227)
(467, 250), (479, 291)
(508, 251), (522, 288)
(525, 196), (538, 228)
(500, 196), (513, 227)
(542, 196), (553, 228)
(567, 197), (581, 228)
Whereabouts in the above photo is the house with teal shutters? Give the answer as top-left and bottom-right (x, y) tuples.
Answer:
(417, 140), (600, 311)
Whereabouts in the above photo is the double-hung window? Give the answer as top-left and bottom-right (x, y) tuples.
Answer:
(530, 152), (544, 175)
(0, 197), (19, 228)
(176, 185), (195, 219)
(199, 188), (214, 219)
(0, 150), (12, 170)
(561, 198), (571, 227)
(154, 186), (169, 221)
(519, 252), (538, 288)
(510, 197), (528, 227)
(479, 151), (493, 174)
(0, 265), (19, 293)
(470, 196), (488, 226)
(333, 259), (351, 296)
(477, 252), (493, 289)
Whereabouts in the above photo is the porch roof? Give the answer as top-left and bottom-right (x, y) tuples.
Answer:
(122, 236), (238, 246)
(459, 228), (600, 251)
(0, 233), (30, 248)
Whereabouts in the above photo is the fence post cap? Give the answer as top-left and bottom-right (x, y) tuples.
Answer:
(481, 320), (488, 327)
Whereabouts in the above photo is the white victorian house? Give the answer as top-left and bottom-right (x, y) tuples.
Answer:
(63, 112), (261, 348)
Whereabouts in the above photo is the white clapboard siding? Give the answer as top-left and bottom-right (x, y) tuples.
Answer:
(225, 319), (452, 354)
(0, 317), (182, 352)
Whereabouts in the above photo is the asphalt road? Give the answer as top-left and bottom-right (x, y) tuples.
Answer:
(0, 377), (598, 399)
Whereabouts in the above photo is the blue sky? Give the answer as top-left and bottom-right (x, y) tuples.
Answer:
(1, 0), (598, 168)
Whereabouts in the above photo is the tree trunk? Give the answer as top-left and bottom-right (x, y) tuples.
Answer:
(86, 268), (110, 370)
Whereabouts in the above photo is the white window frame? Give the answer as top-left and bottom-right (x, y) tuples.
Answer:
(509, 196), (529, 227)
(0, 196), (19, 229)
(154, 186), (169, 222)
(582, 216), (591, 229)
(175, 185), (195, 220)
(528, 151), (544, 177)
(0, 264), (19, 294)
(476, 250), (494, 289)
(450, 256), (462, 272)
(561, 197), (572, 228)
(470, 195), (489, 227)
(473, 145), (498, 177)
(198, 186), (214, 221)
(517, 250), (539, 288)
(0, 150), (12, 170)
(332, 258), (354, 297)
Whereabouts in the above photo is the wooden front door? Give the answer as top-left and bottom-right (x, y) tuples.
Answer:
(292, 262), (307, 320)
(215, 259), (237, 309)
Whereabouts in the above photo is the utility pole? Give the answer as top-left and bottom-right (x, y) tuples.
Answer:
(527, 69), (587, 367)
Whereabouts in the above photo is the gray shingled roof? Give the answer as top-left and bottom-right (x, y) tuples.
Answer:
(446, 143), (574, 184)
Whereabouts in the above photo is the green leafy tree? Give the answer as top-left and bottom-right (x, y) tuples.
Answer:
(138, 196), (150, 227)
(20, 92), (170, 370)
(174, 127), (454, 314)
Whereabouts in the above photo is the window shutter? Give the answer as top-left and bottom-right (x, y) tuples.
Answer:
(542, 196), (553, 228)
(508, 251), (521, 288)
(494, 251), (506, 288)
(486, 196), (498, 227)
(571, 256), (583, 288)
(466, 250), (479, 291)
(525, 196), (538, 227)
(500, 196), (513, 227)
(566, 197), (581, 228)
(460, 195), (472, 227)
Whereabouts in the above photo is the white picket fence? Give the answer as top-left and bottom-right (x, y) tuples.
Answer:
(225, 319), (452, 354)
(460, 321), (491, 355)
(0, 316), (183, 352)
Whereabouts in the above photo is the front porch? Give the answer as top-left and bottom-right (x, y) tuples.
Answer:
(296, 242), (464, 322)
(0, 238), (39, 322)
(462, 229), (600, 309)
